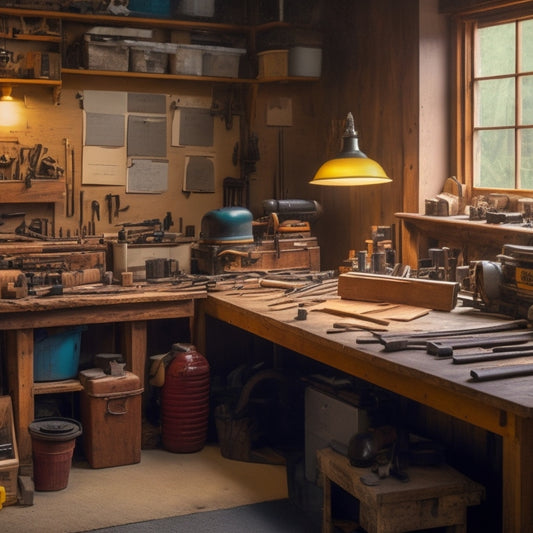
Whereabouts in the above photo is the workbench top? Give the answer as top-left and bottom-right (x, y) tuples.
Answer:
(0, 283), (206, 313)
(202, 290), (533, 424)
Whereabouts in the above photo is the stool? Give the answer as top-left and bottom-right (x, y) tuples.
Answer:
(317, 447), (484, 533)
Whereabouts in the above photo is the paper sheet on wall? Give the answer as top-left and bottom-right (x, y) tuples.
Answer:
(82, 146), (126, 185)
(127, 115), (167, 157)
(183, 155), (215, 193)
(83, 90), (127, 114)
(84, 112), (125, 147)
(126, 158), (168, 193)
(171, 107), (214, 147)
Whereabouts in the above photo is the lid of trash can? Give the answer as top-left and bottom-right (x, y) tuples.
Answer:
(28, 417), (82, 441)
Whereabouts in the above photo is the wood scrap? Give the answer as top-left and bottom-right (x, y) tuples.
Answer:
(338, 272), (459, 311)
(309, 299), (429, 322)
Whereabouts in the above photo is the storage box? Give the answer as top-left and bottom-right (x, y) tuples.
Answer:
(202, 45), (246, 78)
(0, 396), (19, 506)
(79, 371), (143, 468)
(34, 326), (84, 382)
(175, 0), (215, 18)
(129, 44), (169, 73)
(305, 386), (368, 482)
(289, 46), (322, 77)
(128, 0), (171, 16)
(84, 39), (130, 71)
(257, 49), (288, 79)
(169, 43), (204, 76)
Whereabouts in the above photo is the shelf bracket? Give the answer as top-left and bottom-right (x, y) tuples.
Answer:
(53, 85), (61, 105)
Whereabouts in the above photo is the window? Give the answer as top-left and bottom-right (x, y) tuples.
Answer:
(452, 2), (533, 193)
(473, 18), (533, 189)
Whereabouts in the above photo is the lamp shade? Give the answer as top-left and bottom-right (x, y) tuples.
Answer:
(310, 112), (391, 186)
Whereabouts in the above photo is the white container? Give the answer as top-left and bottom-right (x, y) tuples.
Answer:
(169, 43), (204, 76)
(202, 45), (246, 78)
(175, 0), (215, 18)
(289, 46), (322, 77)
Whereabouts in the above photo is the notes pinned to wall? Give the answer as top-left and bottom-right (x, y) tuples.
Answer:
(183, 155), (215, 193)
(126, 158), (168, 193)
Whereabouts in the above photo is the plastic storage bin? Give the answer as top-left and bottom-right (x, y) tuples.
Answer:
(175, 0), (215, 18)
(79, 370), (143, 468)
(84, 39), (130, 71)
(169, 43), (204, 75)
(34, 326), (84, 382)
(202, 45), (246, 78)
(129, 43), (169, 73)
(127, 0), (171, 16)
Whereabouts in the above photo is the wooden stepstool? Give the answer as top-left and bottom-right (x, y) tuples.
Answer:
(317, 447), (484, 533)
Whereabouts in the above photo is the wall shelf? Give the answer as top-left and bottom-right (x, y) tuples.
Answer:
(0, 180), (65, 204)
(395, 212), (533, 266)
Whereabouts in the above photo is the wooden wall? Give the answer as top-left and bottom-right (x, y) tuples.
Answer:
(292, 0), (421, 270)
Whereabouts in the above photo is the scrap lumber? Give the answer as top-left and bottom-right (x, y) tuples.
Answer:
(338, 272), (460, 311)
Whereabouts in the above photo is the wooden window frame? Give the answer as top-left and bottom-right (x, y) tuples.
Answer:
(450, 1), (533, 198)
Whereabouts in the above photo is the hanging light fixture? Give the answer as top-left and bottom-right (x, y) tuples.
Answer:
(309, 112), (391, 186)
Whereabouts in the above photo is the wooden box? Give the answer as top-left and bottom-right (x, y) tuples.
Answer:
(192, 237), (320, 275)
(79, 371), (143, 468)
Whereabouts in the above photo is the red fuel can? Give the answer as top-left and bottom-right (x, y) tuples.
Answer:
(161, 343), (210, 453)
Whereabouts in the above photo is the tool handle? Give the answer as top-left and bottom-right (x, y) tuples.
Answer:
(453, 350), (533, 364)
(470, 363), (533, 382)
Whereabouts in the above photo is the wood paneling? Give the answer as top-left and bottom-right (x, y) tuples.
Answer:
(296, 0), (420, 270)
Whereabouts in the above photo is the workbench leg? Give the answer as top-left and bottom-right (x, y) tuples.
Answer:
(5, 329), (34, 468)
(321, 472), (333, 533)
(502, 414), (533, 532)
(194, 299), (206, 356)
(120, 321), (147, 384)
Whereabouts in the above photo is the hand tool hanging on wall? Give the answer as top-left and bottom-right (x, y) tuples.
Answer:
(64, 138), (74, 217)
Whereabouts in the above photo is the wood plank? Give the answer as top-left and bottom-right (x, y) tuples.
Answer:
(310, 299), (429, 322)
(338, 272), (459, 312)
(5, 329), (34, 466)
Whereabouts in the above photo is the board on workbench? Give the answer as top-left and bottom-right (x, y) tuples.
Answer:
(310, 299), (429, 322)
(338, 272), (459, 311)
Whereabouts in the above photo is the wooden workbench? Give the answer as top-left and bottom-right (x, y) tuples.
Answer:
(197, 291), (533, 532)
(0, 286), (206, 467)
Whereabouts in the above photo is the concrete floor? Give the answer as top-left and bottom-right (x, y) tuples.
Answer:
(1, 444), (288, 533)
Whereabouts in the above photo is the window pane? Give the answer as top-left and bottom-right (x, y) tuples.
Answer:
(474, 129), (515, 188)
(477, 23), (515, 77)
(475, 78), (515, 127)
(520, 19), (533, 72)
(520, 129), (533, 188)
(520, 75), (533, 124)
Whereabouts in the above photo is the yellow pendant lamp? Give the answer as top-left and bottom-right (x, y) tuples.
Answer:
(310, 112), (391, 186)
